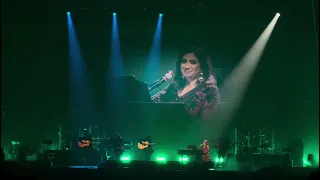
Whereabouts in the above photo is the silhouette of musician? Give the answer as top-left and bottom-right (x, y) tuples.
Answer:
(139, 134), (154, 161)
(217, 132), (231, 158)
(110, 132), (124, 160)
(200, 140), (211, 162)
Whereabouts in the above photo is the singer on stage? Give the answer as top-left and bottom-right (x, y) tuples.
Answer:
(151, 45), (220, 120)
(201, 140), (211, 162)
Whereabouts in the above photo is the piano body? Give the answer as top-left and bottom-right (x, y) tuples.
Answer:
(177, 149), (203, 162)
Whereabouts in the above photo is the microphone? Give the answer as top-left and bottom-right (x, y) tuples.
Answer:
(148, 71), (174, 92)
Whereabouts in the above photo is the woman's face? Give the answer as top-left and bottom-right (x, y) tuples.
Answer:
(203, 140), (207, 145)
(180, 53), (202, 80)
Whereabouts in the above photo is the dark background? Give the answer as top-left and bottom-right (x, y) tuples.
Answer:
(1, 0), (318, 154)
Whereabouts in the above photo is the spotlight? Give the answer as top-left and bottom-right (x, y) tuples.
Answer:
(276, 13), (280, 16)
(159, 13), (163, 17)
(66, 12), (70, 16)
(113, 13), (117, 16)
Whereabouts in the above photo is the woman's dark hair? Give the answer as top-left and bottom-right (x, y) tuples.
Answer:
(173, 45), (213, 90)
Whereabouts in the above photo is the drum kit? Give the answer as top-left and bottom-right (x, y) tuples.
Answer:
(236, 129), (274, 155)
(76, 125), (132, 152)
(206, 128), (275, 156)
(56, 125), (132, 152)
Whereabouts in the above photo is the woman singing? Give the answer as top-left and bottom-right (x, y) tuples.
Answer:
(151, 45), (220, 120)
(201, 140), (211, 162)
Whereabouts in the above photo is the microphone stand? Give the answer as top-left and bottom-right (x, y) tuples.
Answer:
(148, 71), (174, 92)
(148, 80), (161, 91)
(148, 82), (162, 92)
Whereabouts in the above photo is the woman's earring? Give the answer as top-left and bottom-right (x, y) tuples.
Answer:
(198, 72), (204, 83)
(181, 75), (185, 79)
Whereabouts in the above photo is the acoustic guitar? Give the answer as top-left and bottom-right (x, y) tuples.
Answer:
(77, 140), (100, 148)
(137, 141), (155, 150)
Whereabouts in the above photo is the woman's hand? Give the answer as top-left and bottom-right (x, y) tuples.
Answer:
(206, 75), (216, 85)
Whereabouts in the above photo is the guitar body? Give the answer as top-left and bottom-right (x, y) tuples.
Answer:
(77, 140), (100, 148)
(138, 141), (154, 150)
(78, 140), (90, 148)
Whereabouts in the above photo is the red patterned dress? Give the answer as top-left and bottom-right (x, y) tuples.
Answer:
(151, 82), (220, 119)
(202, 145), (211, 162)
